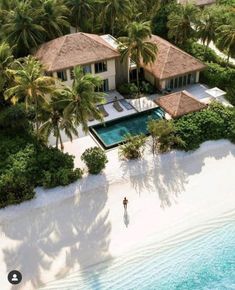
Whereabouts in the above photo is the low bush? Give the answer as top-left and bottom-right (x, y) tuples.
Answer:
(174, 102), (235, 151)
(81, 147), (108, 174)
(117, 83), (138, 97)
(43, 168), (83, 188)
(0, 173), (35, 208)
(119, 134), (146, 159)
(140, 81), (155, 94)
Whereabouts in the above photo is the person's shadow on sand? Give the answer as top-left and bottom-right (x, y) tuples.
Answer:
(123, 209), (130, 228)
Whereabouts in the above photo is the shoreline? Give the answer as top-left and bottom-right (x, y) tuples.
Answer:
(0, 139), (232, 221)
(0, 140), (235, 290)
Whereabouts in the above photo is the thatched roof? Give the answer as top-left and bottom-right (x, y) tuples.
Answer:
(143, 35), (206, 80)
(155, 90), (207, 118)
(35, 33), (120, 72)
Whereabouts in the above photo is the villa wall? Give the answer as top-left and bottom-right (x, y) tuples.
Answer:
(144, 70), (202, 91)
(52, 58), (117, 90)
(144, 71), (155, 86)
(115, 56), (129, 87)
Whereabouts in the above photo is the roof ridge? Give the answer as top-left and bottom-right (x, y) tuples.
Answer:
(152, 34), (205, 67)
(49, 35), (68, 71)
(176, 91), (183, 114)
(160, 45), (170, 79)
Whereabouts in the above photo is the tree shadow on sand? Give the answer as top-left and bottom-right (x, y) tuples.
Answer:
(0, 174), (112, 289)
(120, 141), (235, 209)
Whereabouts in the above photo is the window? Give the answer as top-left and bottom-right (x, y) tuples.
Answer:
(57, 70), (67, 81)
(45, 71), (53, 77)
(183, 75), (187, 86)
(179, 76), (183, 87)
(96, 79), (109, 92)
(82, 64), (92, 74)
(103, 79), (109, 92)
(95, 61), (107, 74)
(187, 74), (192, 85)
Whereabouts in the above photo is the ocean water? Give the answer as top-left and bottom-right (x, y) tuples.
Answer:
(41, 211), (235, 290)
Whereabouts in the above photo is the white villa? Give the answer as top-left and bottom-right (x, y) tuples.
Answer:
(35, 33), (128, 91)
(35, 32), (206, 92)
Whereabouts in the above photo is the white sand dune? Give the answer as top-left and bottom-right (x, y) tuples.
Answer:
(0, 140), (235, 290)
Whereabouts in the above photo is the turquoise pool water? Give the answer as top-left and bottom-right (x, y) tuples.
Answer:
(90, 107), (165, 148)
(42, 212), (235, 290)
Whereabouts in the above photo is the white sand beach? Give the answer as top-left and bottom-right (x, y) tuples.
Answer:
(0, 140), (235, 290)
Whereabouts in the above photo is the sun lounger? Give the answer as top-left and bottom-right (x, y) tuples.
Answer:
(98, 104), (109, 117)
(113, 101), (124, 112)
(119, 99), (133, 110)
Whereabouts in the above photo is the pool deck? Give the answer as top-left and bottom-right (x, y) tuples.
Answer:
(48, 84), (232, 147)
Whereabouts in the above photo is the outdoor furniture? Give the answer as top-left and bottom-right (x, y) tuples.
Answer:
(98, 104), (109, 117)
(113, 100), (124, 112)
(119, 99), (133, 110)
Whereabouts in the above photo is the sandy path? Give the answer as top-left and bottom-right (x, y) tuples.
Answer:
(0, 140), (235, 290)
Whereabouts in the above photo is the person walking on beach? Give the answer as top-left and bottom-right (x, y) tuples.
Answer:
(123, 197), (128, 210)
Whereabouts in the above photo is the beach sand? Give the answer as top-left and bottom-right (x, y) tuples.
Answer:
(0, 140), (235, 290)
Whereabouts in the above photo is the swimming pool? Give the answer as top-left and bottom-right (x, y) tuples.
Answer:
(41, 211), (235, 290)
(90, 107), (165, 149)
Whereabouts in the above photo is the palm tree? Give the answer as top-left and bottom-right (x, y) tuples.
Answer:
(66, 0), (94, 32)
(4, 56), (55, 137)
(118, 21), (157, 91)
(196, 9), (217, 57)
(148, 119), (184, 153)
(3, 0), (45, 56)
(39, 97), (78, 150)
(40, 0), (70, 40)
(167, 3), (199, 46)
(0, 42), (14, 106)
(60, 66), (105, 132)
(100, 0), (132, 35)
(216, 18), (235, 65)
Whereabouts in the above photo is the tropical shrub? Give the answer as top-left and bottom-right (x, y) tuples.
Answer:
(43, 168), (83, 188)
(81, 147), (108, 174)
(0, 173), (35, 208)
(148, 119), (184, 153)
(184, 42), (219, 63)
(0, 104), (31, 132)
(225, 85), (235, 106)
(119, 134), (146, 159)
(117, 83), (138, 97)
(174, 102), (235, 150)
(201, 62), (235, 90)
(0, 105), (83, 207)
(140, 81), (155, 94)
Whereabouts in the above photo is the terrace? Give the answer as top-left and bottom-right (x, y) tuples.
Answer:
(49, 84), (230, 149)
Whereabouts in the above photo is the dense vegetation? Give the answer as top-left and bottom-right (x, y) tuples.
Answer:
(0, 43), (106, 208)
(174, 102), (235, 151)
(0, 105), (83, 208)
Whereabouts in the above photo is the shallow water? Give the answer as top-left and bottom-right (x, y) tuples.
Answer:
(41, 210), (235, 290)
